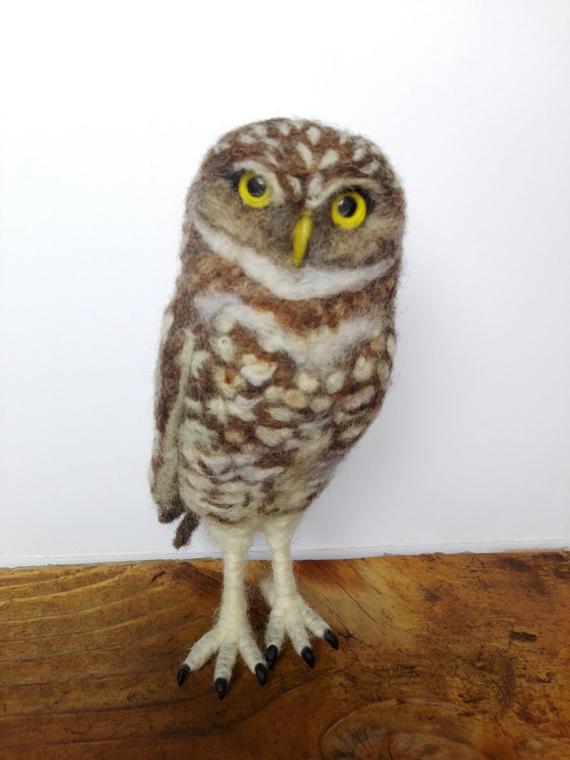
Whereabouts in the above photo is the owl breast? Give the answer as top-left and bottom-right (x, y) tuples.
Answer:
(176, 288), (395, 526)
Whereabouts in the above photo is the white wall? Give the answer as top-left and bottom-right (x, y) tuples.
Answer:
(1, 1), (569, 566)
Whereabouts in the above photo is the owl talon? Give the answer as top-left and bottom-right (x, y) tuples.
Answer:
(255, 662), (268, 685)
(265, 644), (279, 669)
(301, 646), (315, 668)
(324, 628), (339, 650)
(214, 677), (228, 699)
(176, 663), (190, 686)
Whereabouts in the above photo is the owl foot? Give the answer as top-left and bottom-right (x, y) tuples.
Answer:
(259, 577), (339, 671)
(176, 620), (267, 698)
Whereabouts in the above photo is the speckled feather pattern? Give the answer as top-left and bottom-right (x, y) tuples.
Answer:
(150, 117), (405, 548)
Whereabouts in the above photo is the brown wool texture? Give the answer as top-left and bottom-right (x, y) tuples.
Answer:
(149, 117), (405, 547)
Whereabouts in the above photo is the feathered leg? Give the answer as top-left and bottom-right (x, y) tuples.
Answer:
(261, 514), (339, 671)
(177, 517), (267, 698)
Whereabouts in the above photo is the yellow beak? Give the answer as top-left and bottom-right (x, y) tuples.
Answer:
(292, 211), (313, 267)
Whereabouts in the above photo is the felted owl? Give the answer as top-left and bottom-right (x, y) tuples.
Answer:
(150, 118), (405, 698)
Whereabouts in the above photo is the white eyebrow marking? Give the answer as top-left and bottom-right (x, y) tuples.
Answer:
(306, 172), (323, 200)
(296, 142), (313, 167)
(231, 160), (285, 203)
(305, 176), (378, 210)
(306, 126), (321, 145)
(319, 149), (339, 169)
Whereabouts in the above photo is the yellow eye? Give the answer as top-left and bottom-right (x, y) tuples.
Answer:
(238, 171), (272, 208)
(331, 190), (367, 229)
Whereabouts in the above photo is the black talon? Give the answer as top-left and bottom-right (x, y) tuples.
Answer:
(214, 677), (228, 700)
(265, 644), (278, 670)
(177, 663), (190, 686)
(301, 646), (315, 668)
(255, 662), (268, 685)
(324, 628), (339, 650)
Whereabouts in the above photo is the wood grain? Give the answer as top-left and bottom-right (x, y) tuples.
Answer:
(1, 552), (569, 759)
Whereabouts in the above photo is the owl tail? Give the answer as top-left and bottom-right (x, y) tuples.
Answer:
(155, 495), (201, 549)
(172, 510), (201, 549)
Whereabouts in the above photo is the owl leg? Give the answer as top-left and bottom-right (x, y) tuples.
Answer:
(176, 518), (267, 698)
(261, 514), (339, 671)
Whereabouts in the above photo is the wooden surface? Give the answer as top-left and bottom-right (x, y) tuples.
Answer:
(1, 552), (569, 759)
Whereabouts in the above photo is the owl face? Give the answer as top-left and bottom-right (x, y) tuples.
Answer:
(187, 118), (405, 272)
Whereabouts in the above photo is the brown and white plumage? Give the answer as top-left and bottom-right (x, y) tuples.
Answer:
(150, 117), (405, 695)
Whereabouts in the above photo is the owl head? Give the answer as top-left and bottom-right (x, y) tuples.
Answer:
(185, 118), (405, 275)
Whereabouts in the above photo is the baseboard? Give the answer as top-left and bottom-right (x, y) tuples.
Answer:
(1, 538), (568, 568)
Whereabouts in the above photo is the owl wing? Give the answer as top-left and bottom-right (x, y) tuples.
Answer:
(149, 299), (195, 526)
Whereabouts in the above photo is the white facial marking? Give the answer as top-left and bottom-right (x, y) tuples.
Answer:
(192, 216), (397, 301)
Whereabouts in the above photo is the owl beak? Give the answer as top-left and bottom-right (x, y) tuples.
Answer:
(292, 211), (313, 267)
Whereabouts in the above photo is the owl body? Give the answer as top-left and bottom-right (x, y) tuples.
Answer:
(151, 118), (404, 548)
